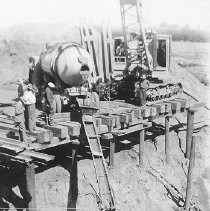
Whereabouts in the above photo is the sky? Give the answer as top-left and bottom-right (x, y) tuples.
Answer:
(0, 0), (209, 30)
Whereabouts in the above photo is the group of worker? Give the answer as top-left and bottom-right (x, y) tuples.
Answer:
(15, 82), (37, 144)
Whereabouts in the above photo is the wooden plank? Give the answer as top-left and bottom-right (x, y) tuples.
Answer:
(109, 137), (115, 168)
(100, 115), (115, 127)
(20, 150), (55, 162)
(42, 125), (68, 138)
(50, 117), (71, 124)
(33, 127), (53, 144)
(0, 136), (28, 147)
(133, 109), (141, 119)
(0, 152), (32, 162)
(0, 122), (52, 144)
(127, 111), (135, 123)
(49, 112), (71, 119)
(186, 110), (195, 159)
(164, 103), (172, 113)
(58, 122), (81, 137)
(150, 107), (157, 117)
(165, 116), (170, 165)
(153, 104), (165, 114)
(119, 113), (129, 123)
(139, 129), (145, 167)
(112, 124), (144, 137)
(141, 106), (151, 118)
(185, 137), (196, 211)
(25, 163), (37, 210)
(0, 143), (24, 153)
(35, 138), (72, 151)
(95, 118), (102, 128)
(174, 98), (194, 108)
(111, 115), (120, 128)
(164, 101), (180, 113)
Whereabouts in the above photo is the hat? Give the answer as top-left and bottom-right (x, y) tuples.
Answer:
(27, 83), (33, 90)
(48, 82), (55, 88)
(141, 74), (146, 79)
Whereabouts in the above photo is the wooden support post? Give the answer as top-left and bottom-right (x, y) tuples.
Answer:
(25, 163), (36, 211)
(139, 129), (145, 167)
(185, 137), (196, 211)
(186, 109), (195, 158)
(68, 141), (80, 209)
(165, 116), (170, 165)
(109, 137), (115, 168)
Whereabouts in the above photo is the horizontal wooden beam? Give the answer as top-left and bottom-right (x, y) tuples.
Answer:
(58, 122), (81, 137)
(41, 125), (68, 138)
(49, 112), (71, 119)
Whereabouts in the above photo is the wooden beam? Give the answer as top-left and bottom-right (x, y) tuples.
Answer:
(141, 106), (151, 118)
(20, 150), (55, 162)
(185, 137), (196, 211)
(0, 122), (52, 144)
(139, 129), (145, 167)
(153, 104), (165, 114)
(42, 125), (68, 138)
(58, 122), (81, 137)
(49, 112), (71, 119)
(165, 116), (170, 165)
(186, 109), (195, 158)
(68, 141), (79, 209)
(25, 163), (37, 211)
(165, 101), (181, 113)
(109, 137), (116, 168)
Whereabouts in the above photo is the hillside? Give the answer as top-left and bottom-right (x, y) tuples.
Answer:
(0, 23), (80, 83)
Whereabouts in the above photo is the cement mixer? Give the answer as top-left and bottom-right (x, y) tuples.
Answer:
(29, 42), (99, 113)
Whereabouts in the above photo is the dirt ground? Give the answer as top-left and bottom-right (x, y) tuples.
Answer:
(0, 24), (209, 211)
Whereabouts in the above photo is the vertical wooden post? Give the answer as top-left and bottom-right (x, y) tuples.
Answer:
(109, 137), (116, 168)
(139, 129), (145, 167)
(186, 109), (195, 158)
(108, 123), (115, 168)
(25, 163), (36, 211)
(165, 116), (170, 165)
(68, 141), (79, 210)
(185, 136), (196, 211)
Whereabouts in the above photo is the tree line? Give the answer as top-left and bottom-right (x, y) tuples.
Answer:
(156, 23), (210, 43)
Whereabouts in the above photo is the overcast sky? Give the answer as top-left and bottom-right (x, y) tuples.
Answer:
(0, 0), (209, 30)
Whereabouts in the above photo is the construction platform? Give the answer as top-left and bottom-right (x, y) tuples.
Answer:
(0, 97), (204, 210)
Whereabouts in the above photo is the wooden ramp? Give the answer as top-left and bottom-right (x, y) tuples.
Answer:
(82, 114), (115, 211)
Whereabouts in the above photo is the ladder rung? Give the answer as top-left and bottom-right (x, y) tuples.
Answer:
(92, 151), (103, 157)
(89, 135), (99, 138)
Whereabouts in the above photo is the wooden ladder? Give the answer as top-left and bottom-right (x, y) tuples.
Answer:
(82, 114), (115, 211)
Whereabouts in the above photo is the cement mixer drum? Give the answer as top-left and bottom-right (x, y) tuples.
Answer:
(40, 42), (94, 86)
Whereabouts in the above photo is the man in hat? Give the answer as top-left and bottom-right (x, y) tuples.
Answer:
(15, 96), (27, 142)
(135, 74), (150, 106)
(23, 84), (37, 132)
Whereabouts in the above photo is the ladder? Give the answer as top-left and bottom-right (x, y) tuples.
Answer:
(82, 115), (115, 211)
(120, 0), (153, 74)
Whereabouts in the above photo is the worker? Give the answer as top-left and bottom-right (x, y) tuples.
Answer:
(23, 84), (37, 132)
(135, 74), (150, 106)
(45, 82), (56, 114)
(157, 41), (166, 67)
(28, 56), (39, 85)
(15, 97), (27, 143)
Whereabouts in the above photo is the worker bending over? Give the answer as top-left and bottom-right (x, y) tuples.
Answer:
(135, 74), (150, 106)
(15, 97), (27, 142)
